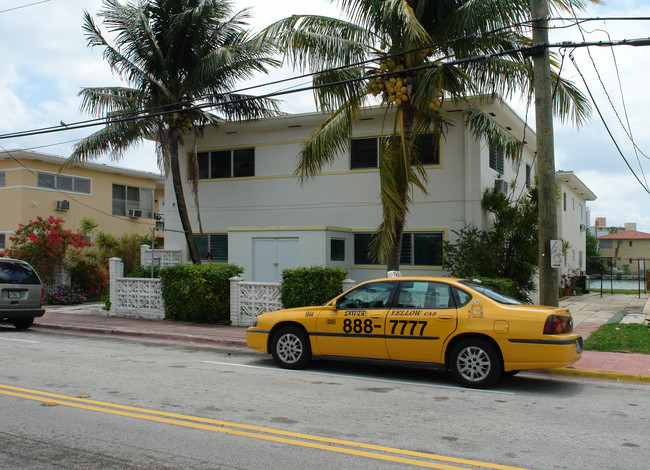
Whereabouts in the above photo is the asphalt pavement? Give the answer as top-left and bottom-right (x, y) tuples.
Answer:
(27, 291), (650, 384)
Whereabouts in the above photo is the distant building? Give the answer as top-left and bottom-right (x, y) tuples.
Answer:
(0, 150), (164, 252)
(591, 217), (625, 238)
(556, 171), (597, 274)
(596, 224), (650, 275)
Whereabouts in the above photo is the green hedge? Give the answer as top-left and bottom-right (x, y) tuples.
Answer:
(127, 264), (162, 278)
(160, 264), (243, 323)
(280, 267), (348, 309)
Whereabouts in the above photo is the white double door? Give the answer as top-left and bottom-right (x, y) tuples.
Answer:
(253, 238), (299, 282)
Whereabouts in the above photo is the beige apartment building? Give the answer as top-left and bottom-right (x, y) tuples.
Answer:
(596, 223), (650, 275)
(0, 150), (164, 251)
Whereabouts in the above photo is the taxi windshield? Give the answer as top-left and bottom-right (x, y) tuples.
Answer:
(459, 280), (524, 305)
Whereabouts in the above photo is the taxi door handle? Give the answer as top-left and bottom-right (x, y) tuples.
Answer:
(438, 313), (454, 320)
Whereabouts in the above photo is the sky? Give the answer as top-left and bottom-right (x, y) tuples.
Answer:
(1, 0), (649, 232)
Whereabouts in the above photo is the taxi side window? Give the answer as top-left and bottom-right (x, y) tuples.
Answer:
(338, 281), (395, 309)
(396, 281), (453, 309)
(451, 286), (472, 307)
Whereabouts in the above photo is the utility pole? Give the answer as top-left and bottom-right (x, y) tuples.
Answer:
(530, 0), (559, 306)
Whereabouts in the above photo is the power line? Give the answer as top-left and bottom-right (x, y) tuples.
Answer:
(0, 0), (50, 14)
(569, 53), (650, 195)
(3, 36), (650, 143)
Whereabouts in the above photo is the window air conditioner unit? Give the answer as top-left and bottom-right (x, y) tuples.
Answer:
(55, 200), (69, 211)
(494, 179), (508, 195)
(128, 209), (143, 218)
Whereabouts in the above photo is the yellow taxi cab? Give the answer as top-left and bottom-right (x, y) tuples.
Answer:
(246, 277), (582, 388)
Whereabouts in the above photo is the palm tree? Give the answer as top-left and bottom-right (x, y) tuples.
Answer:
(67, 0), (281, 263)
(260, 0), (595, 271)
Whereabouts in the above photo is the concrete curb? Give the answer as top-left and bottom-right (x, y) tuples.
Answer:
(547, 367), (650, 384)
(33, 323), (250, 350)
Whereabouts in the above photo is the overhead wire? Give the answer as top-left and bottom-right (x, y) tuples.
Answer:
(2, 14), (650, 224)
(568, 53), (650, 195)
(567, 4), (649, 194)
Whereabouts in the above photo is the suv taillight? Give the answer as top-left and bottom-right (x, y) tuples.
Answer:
(41, 288), (44, 302)
(543, 315), (573, 334)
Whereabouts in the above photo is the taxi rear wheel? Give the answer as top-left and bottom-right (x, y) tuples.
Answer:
(271, 326), (312, 369)
(450, 339), (502, 389)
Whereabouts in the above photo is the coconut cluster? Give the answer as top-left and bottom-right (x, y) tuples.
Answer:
(166, 109), (200, 131)
(367, 50), (443, 111)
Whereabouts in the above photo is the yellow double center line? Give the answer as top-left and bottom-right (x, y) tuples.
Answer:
(0, 384), (527, 470)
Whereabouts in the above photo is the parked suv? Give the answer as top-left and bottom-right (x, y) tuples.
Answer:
(0, 258), (45, 330)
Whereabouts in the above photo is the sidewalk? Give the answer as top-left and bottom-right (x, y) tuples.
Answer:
(31, 292), (650, 384)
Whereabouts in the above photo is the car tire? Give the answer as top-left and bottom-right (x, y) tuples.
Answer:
(271, 326), (312, 369)
(13, 317), (34, 330)
(450, 339), (502, 389)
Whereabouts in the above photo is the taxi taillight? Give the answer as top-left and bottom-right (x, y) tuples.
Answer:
(543, 315), (573, 334)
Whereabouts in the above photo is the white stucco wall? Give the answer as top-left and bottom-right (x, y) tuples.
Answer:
(163, 98), (544, 282)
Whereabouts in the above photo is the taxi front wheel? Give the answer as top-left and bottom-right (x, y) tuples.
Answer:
(450, 339), (502, 389)
(271, 326), (312, 369)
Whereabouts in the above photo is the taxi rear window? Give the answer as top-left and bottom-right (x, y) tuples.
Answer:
(459, 280), (523, 305)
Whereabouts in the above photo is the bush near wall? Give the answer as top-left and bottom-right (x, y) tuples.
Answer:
(280, 267), (348, 309)
(160, 264), (243, 324)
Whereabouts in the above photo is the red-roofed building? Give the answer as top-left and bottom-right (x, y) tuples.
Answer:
(597, 227), (650, 275)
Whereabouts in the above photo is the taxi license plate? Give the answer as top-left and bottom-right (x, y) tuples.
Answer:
(8, 291), (21, 300)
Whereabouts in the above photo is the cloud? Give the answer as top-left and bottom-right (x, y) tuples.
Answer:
(1, 0), (648, 231)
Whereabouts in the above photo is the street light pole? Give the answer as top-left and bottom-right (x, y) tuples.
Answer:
(530, 0), (559, 306)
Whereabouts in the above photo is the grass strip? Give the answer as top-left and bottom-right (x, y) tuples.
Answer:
(583, 323), (650, 354)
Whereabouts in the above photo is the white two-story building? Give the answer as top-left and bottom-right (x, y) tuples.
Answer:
(162, 96), (595, 293)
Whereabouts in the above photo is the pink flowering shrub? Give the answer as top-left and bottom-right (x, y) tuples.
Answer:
(44, 284), (87, 305)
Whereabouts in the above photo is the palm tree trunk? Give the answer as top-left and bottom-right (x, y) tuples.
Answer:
(385, 104), (417, 272)
(169, 128), (201, 264)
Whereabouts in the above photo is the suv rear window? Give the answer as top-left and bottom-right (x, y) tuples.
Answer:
(0, 261), (41, 284)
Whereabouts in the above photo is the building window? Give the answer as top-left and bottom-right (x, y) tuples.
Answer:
(629, 241), (633, 247)
(37, 172), (91, 194)
(350, 133), (440, 169)
(489, 143), (504, 174)
(563, 192), (567, 211)
(525, 164), (531, 188)
(330, 238), (345, 261)
(350, 138), (379, 169)
(0, 171), (5, 187)
(600, 241), (612, 249)
(196, 148), (255, 179)
(578, 203), (583, 222)
(112, 184), (154, 218)
(354, 232), (443, 266)
(192, 234), (228, 262)
(0, 233), (5, 250)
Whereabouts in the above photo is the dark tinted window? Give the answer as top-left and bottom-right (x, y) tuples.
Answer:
(351, 138), (378, 169)
(233, 148), (255, 177)
(193, 234), (228, 262)
(0, 261), (41, 284)
(330, 238), (345, 261)
(354, 233), (374, 264)
(415, 132), (440, 165)
(211, 151), (232, 178)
